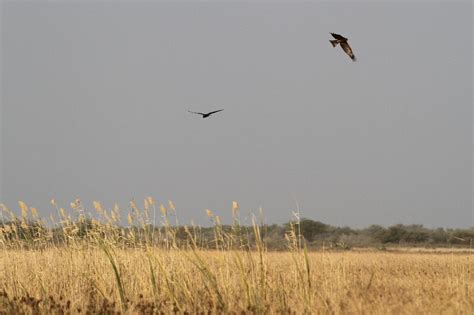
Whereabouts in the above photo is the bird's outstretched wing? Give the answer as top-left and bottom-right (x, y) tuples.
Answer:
(188, 110), (205, 116)
(206, 109), (224, 115)
(331, 33), (347, 41)
(340, 42), (356, 61)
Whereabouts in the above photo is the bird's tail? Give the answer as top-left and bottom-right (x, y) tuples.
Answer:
(330, 40), (339, 47)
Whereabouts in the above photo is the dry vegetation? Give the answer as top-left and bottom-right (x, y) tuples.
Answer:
(0, 200), (472, 314)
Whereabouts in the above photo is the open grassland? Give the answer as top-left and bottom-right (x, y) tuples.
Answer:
(0, 249), (472, 314)
(0, 200), (472, 313)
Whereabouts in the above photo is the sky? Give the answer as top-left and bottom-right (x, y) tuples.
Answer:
(1, 1), (472, 228)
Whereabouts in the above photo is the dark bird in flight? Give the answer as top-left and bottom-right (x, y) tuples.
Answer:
(329, 33), (356, 61)
(188, 109), (224, 118)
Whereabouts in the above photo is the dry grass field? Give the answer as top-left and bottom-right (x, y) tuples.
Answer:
(0, 249), (474, 314)
(1, 249), (472, 314)
(0, 201), (472, 314)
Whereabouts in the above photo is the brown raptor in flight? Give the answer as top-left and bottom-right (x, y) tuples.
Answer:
(188, 109), (224, 118)
(330, 33), (356, 61)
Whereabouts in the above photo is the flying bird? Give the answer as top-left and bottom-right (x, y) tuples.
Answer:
(329, 33), (356, 61)
(188, 109), (224, 118)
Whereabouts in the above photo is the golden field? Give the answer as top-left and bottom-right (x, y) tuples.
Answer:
(0, 249), (472, 314)
(0, 200), (472, 314)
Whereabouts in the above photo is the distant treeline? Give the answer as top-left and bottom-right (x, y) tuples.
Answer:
(1, 217), (472, 250)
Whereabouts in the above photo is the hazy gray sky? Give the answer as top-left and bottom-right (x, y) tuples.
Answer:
(1, 1), (472, 228)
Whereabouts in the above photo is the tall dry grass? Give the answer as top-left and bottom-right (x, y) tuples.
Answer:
(0, 200), (472, 314)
